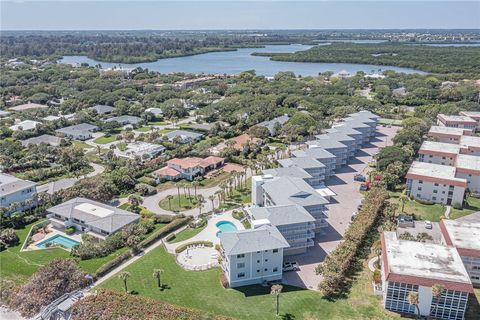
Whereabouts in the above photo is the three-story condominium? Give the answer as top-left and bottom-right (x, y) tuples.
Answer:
(219, 225), (289, 287)
(0, 173), (37, 211)
(437, 114), (477, 133)
(405, 161), (467, 205)
(428, 126), (473, 144)
(305, 139), (348, 168)
(380, 231), (473, 320)
(439, 219), (480, 286)
(459, 111), (480, 130)
(277, 157), (326, 186)
(292, 148), (337, 179)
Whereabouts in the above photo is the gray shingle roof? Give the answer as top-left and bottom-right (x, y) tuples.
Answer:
(262, 176), (328, 207)
(91, 105), (114, 115)
(262, 167), (312, 180)
(220, 225), (289, 255)
(249, 205), (315, 226)
(104, 115), (142, 125)
(0, 173), (36, 197)
(257, 115), (289, 135)
(56, 123), (98, 135)
(316, 132), (355, 142)
(21, 134), (62, 147)
(165, 130), (203, 141)
(305, 139), (347, 149)
(325, 126), (362, 137)
(292, 148), (336, 160)
(278, 157), (325, 170)
(47, 197), (139, 233)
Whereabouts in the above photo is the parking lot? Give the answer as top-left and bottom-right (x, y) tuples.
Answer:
(283, 126), (399, 290)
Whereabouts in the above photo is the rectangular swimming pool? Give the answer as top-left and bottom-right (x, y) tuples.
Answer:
(36, 234), (80, 249)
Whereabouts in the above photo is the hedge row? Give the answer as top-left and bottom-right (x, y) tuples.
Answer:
(175, 241), (213, 254)
(93, 216), (191, 278)
(94, 251), (133, 278)
(316, 187), (389, 298)
(138, 216), (192, 249)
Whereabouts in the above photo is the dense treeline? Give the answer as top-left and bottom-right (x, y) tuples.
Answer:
(258, 43), (480, 75)
(0, 33), (312, 64)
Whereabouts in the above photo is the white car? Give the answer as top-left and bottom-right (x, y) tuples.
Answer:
(424, 220), (433, 229)
(283, 261), (299, 272)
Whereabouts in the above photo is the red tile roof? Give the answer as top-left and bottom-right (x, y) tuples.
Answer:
(199, 156), (224, 168)
(167, 157), (203, 169)
(154, 166), (181, 177)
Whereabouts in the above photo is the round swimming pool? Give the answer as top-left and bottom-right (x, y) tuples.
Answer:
(215, 221), (237, 237)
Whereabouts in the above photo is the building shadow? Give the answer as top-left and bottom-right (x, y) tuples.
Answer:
(347, 157), (365, 165)
(354, 149), (371, 157)
(233, 283), (307, 297)
(324, 175), (347, 186)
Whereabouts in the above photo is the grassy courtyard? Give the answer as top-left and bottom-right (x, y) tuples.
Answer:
(99, 246), (397, 320)
(93, 134), (118, 144)
(450, 197), (480, 220)
(159, 194), (199, 212)
(167, 225), (206, 243)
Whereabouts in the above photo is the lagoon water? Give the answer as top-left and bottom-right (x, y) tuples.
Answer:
(60, 44), (425, 76)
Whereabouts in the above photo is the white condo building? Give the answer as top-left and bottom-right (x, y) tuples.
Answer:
(381, 231), (473, 320)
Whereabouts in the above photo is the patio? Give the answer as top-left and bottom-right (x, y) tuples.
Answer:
(166, 211), (244, 270)
(23, 223), (83, 251)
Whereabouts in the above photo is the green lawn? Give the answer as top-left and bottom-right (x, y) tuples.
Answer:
(72, 140), (92, 149)
(136, 126), (154, 132)
(159, 194), (199, 212)
(0, 219), (165, 284)
(148, 121), (169, 126)
(450, 197), (480, 220)
(93, 135), (118, 144)
(156, 171), (234, 192)
(390, 197), (446, 221)
(167, 226), (206, 243)
(378, 118), (403, 126)
(99, 247), (397, 320)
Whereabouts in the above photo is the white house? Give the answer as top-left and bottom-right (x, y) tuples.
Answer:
(55, 123), (99, 140)
(219, 225), (289, 287)
(0, 173), (37, 211)
(9, 120), (41, 131)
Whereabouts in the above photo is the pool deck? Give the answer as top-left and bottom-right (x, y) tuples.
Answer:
(24, 224), (83, 251)
(165, 210), (244, 254)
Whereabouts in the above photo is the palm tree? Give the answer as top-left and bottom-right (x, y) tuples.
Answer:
(192, 180), (200, 197)
(431, 284), (445, 317)
(166, 195), (174, 211)
(270, 284), (283, 316)
(118, 271), (131, 293)
(215, 190), (223, 205)
(400, 194), (408, 213)
(208, 195), (215, 210)
(407, 291), (420, 319)
(197, 196), (205, 215)
(175, 183), (181, 208)
(152, 268), (164, 288)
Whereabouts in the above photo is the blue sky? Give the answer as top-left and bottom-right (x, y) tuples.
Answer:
(1, 1), (479, 30)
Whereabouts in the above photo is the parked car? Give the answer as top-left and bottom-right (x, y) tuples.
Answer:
(424, 220), (433, 229)
(359, 183), (370, 191)
(397, 215), (415, 228)
(351, 211), (358, 221)
(283, 261), (299, 272)
(354, 174), (366, 182)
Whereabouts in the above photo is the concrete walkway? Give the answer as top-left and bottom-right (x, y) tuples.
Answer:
(445, 205), (452, 219)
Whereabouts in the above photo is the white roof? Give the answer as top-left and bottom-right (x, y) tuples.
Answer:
(428, 125), (469, 136)
(75, 202), (114, 218)
(460, 135), (480, 149)
(419, 141), (460, 154)
(456, 154), (480, 172)
(9, 120), (41, 131)
(383, 231), (471, 285)
(442, 219), (480, 251)
(407, 161), (465, 183)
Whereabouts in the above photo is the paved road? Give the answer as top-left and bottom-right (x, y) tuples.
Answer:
(37, 163), (105, 194)
(282, 126), (399, 290)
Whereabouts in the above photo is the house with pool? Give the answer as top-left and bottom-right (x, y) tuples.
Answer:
(46, 197), (140, 239)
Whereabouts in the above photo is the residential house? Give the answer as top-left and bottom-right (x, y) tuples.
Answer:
(145, 107), (163, 117)
(104, 115), (143, 126)
(21, 134), (63, 147)
(47, 197), (140, 239)
(0, 173), (37, 211)
(114, 142), (165, 161)
(153, 156), (224, 181)
(164, 130), (204, 144)
(9, 102), (48, 112)
(90, 105), (115, 115)
(257, 115), (289, 136)
(56, 123), (99, 140)
(9, 120), (41, 131)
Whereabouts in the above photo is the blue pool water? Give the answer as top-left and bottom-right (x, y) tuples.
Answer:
(36, 234), (80, 249)
(216, 221), (238, 238)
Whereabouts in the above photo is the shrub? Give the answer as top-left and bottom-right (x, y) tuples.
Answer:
(153, 214), (177, 224)
(139, 216), (192, 249)
(65, 226), (76, 235)
(219, 273), (229, 289)
(0, 228), (19, 249)
(9, 259), (88, 317)
(232, 210), (244, 220)
(372, 269), (381, 283)
(175, 241), (213, 254)
(189, 217), (207, 228)
(94, 251), (133, 278)
(415, 198), (435, 205)
(70, 289), (230, 320)
(165, 233), (176, 242)
(452, 202), (463, 210)
(134, 183), (157, 196)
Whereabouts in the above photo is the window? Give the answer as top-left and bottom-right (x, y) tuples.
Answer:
(419, 180), (423, 184)
(237, 254), (245, 259)
(417, 187), (422, 191)
(265, 259), (268, 262)
(434, 183), (439, 186)
(273, 249), (278, 253)
(257, 269), (260, 273)
(433, 197), (437, 201)
(273, 267), (278, 272)
(257, 260), (260, 263)
(237, 272), (245, 278)
(237, 262), (245, 269)
(264, 268), (268, 272)
(433, 190), (438, 194)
